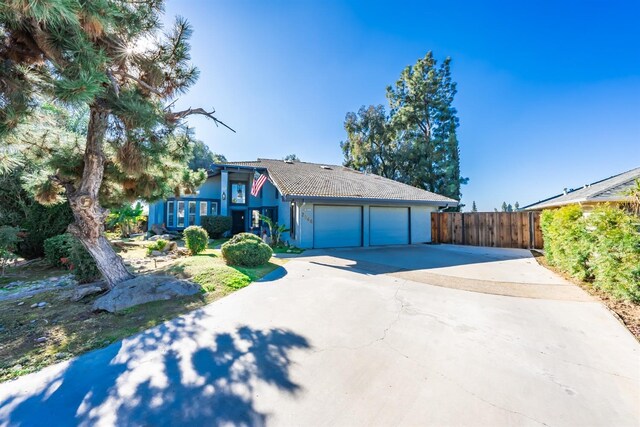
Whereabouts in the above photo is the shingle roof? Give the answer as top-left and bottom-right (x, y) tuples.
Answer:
(216, 159), (457, 206)
(523, 167), (640, 210)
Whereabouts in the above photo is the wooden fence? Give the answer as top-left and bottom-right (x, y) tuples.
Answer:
(431, 211), (544, 249)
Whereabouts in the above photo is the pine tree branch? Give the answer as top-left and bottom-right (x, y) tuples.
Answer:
(121, 73), (164, 96)
(167, 107), (236, 133)
(106, 69), (120, 98)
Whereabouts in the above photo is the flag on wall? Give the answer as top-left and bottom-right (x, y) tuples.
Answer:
(251, 171), (268, 197)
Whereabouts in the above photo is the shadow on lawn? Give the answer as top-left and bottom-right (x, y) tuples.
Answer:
(0, 310), (310, 426)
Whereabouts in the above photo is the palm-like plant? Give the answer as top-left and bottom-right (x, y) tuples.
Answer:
(107, 202), (145, 238)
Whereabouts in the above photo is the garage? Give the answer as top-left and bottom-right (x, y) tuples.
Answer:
(313, 205), (362, 248)
(369, 206), (410, 246)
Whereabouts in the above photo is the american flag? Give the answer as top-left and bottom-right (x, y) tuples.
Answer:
(251, 171), (268, 197)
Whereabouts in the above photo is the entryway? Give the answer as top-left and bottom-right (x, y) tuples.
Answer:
(231, 210), (246, 234)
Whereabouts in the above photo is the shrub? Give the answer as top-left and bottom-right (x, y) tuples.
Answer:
(588, 206), (640, 301)
(44, 234), (75, 267)
(43, 234), (101, 283)
(540, 204), (640, 302)
(0, 226), (21, 276)
(540, 205), (591, 281)
(68, 239), (101, 283)
(221, 232), (272, 267)
(183, 226), (209, 255)
(146, 239), (168, 255)
(15, 203), (74, 259)
(201, 215), (232, 238)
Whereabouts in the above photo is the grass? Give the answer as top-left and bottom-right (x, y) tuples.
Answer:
(272, 246), (305, 254)
(0, 247), (286, 382)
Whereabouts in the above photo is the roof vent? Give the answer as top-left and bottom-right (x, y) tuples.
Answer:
(283, 160), (294, 164)
(320, 165), (332, 170)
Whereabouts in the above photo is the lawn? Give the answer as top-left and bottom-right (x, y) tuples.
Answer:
(0, 244), (285, 382)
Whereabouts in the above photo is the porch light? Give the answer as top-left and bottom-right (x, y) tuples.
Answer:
(222, 191), (226, 201)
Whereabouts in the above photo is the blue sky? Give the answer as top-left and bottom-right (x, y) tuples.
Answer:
(164, 0), (639, 211)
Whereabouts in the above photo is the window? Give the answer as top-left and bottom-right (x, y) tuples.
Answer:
(199, 201), (208, 218)
(167, 201), (175, 227)
(210, 202), (218, 216)
(289, 203), (296, 239)
(188, 201), (196, 225)
(263, 207), (277, 223)
(177, 201), (185, 227)
(251, 209), (261, 229)
(231, 183), (246, 204)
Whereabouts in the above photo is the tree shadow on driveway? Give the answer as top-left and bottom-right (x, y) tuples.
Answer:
(0, 311), (310, 426)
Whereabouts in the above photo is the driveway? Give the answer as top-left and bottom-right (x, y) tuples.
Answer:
(1, 245), (639, 426)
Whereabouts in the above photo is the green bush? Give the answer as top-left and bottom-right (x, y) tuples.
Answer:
(183, 226), (209, 255)
(0, 226), (21, 275)
(201, 215), (232, 238)
(68, 239), (101, 283)
(16, 203), (74, 259)
(221, 232), (272, 267)
(588, 206), (640, 301)
(540, 205), (591, 281)
(146, 239), (168, 255)
(540, 204), (640, 301)
(43, 234), (101, 283)
(44, 234), (75, 267)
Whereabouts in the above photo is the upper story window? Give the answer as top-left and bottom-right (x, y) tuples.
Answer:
(210, 202), (218, 216)
(231, 182), (246, 204)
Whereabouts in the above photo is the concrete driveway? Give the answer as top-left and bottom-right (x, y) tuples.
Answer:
(1, 245), (638, 426)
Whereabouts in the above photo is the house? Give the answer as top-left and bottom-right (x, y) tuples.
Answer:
(523, 166), (640, 211)
(147, 159), (458, 248)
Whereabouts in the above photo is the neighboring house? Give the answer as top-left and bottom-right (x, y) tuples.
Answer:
(523, 167), (640, 211)
(148, 158), (457, 248)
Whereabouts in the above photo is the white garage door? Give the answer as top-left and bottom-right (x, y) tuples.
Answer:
(313, 205), (362, 248)
(370, 207), (410, 246)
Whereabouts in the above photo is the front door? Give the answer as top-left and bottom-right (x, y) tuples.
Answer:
(231, 210), (246, 235)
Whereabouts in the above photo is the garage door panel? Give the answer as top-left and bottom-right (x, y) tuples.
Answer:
(314, 205), (362, 248)
(370, 207), (409, 246)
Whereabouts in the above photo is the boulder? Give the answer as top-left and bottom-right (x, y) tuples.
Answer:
(71, 282), (107, 302)
(150, 250), (163, 257)
(92, 275), (201, 313)
(164, 241), (178, 252)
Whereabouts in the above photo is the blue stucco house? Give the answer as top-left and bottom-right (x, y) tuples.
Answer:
(148, 159), (457, 249)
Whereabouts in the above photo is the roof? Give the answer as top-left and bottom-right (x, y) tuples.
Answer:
(523, 167), (640, 210)
(213, 159), (457, 206)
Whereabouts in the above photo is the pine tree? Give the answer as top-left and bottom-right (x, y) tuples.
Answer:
(342, 52), (467, 201)
(501, 202), (508, 212)
(0, 1), (232, 288)
(514, 201), (520, 211)
(471, 201), (478, 212)
(507, 204), (513, 212)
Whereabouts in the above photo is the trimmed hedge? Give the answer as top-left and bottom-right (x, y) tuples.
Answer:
(43, 234), (101, 283)
(201, 215), (232, 238)
(221, 232), (272, 267)
(540, 205), (640, 301)
(184, 226), (208, 255)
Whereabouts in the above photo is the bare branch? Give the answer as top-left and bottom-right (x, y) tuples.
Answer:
(167, 107), (236, 133)
(121, 72), (164, 96)
(106, 69), (120, 98)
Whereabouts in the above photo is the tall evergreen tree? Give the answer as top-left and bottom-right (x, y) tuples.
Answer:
(342, 52), (467, 202)
(501, 202), (508, 212)
(283, 154), (300, 162)
(514, 201), (520, 211)
(0, 1), (232, 288)
(471, 201), (478, 212)
(188, 140), (226, 171)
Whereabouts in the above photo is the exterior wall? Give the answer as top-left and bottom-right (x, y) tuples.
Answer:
(147, 172), (289, 235)
(411, 205), (437, 243)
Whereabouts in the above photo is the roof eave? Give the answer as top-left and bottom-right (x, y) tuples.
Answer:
(282, 194), (458, 207)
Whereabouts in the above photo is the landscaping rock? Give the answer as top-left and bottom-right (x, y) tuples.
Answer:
(71, 282), (107, 302)
(30, 302), (48, 308)
(163, 241), (178, 252)
(150, 250), (163, 257)
(34, 337), (47, 343)
(149, 234), (177, 242)
(92, 275), (200, 313)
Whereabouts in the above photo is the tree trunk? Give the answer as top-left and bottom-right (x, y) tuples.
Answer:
(66, 102), (134, 289)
